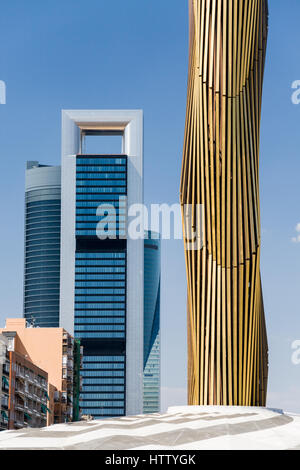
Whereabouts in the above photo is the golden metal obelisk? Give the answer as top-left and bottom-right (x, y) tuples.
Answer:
(180, 0), (269, 406)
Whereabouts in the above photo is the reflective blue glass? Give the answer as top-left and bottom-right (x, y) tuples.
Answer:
(75, 318), (124, 325)
(75, 332), (125, 339)
(75, 310), (125, 317)
(83, 356), (125, 362)
(75, 275), (125, 281)
(24, 216), (60, 325)
(75, 295), (125, 302)
(76, 252), (125, 258)
(77, 187), (126, 194)
(82, 378), (124, 385)
(82, 362), (124, 369)
(82, 409), (124, 415)
(76, 260), (125, 266)
(75, 325), (125, 332)
(77, 158), (126, 165)
(80, 394), (124, 399)
(143, 232), (161, 414)
(83, 386), (124, 392)
(75, 303), (125, 309)
(75, 282), (125, 287)
(75, 268), (125, 273)
(77, 194), (125, 201)
(76, 166), (126, 172)
(81, 370), (125, 377)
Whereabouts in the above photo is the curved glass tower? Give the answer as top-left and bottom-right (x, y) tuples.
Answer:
(143, 231), (161, 414)
(24, 161), (61, 327)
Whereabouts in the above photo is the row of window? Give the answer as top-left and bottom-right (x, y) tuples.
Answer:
(75, 325), (125, 332)
(82, 363), (124, 369)
(26, 256), (60, 265)
(75, 267), (125, 274)
(26, 213), (60, 221)
(75, 282), (125, 287)
(77, 180), (126, 187)
(75, 303), (125, 309)
(76, 172), (126, 179)
(83, 356), (125, 362)
(75, 275), (125, 280)
(25, 282), (60, 290)
(75, 318), (124, 324)
(25, 267), (60, 276)
(75, 295), (125, 301)
(81, 370), (125, 377)
(75, 332), (125, 339)
(76, 224), (126, 230)
(25, 261), (60, 270)
(26, 249), (60, 257)
(76, 166), (126, 172)
(26, 223), (61, 231)
(82, 378), (124, 385)
(26, 217), (61, 226)
(24, 308), (59, 315)
(76, 253), (125, 259)
(77, 188), (126, 194)
(76, 216), (126, 222)
(80, 393), (124, 399)
(77, 195), (127, 201)
(25, 302), (59, 310)
(26, 233), (60, 241)
(83, 386), (124, 392)
(75, 260), (125, 266)
(24, 314), (59, 323)
(75, 289), (125, 295)
(77, 208), (126, 215)
(25, 301), (59, 308)
(75, 310), (125, 316)
(26, 240), (60, 248)
(27, 199), (61, 207)
(25, 290), (60, 298)
(26, 239), (60, 247)
(80, 409), (125, 415)
(26, 207), (60, 214)
(77, 157), (126, 164)
(76, 230), (126, 236)
(80, 401), (124, 407)
(25, 281), (60, 289)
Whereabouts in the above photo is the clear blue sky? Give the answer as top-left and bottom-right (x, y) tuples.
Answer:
(0, 0), (300, 412)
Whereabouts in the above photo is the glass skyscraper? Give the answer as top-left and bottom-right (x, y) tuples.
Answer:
(143, 232), (161, 413)
(24, 161), (61, 327)
(60, 110), (144, 418)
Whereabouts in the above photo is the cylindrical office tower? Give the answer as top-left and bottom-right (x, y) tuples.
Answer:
(180, 0), (269, 406)
(24, 162), (61, 327)
(143, 231), (161, 414)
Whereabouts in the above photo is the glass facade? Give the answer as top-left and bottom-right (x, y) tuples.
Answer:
(75, 155), (127, 418)
(24, 162), (61, 327)
(143, 232), (161, 413)
(80, 356), (125, 417)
